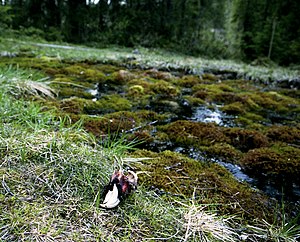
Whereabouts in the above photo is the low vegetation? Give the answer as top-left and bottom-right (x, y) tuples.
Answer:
(1, 37), (300, 241)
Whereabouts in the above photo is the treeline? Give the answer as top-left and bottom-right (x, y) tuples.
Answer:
(1, 0), (300, 65)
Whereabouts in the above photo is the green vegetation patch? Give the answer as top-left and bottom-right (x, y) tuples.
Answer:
(159, 120), (229, 147)
(265, 125), (300, 144)
(131, 149), (274, 221)
(240, 143), (300, 179)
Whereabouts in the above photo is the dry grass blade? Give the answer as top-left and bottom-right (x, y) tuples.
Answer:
(15, 79), (56, 99)
(183, 205), (238, 242)
(180, 190), (238, 242)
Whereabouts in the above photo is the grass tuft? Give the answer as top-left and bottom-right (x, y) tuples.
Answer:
(183, 206), (238, 242)
(176, 190), (238, 242)
(0, 66), (55, 99)
(246, 219), (300, 242)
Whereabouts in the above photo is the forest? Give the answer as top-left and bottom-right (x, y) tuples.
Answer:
(1, 0), (300, 66)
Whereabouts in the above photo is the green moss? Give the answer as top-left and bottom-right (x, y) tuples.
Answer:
(247, 91), (299, 114)
(193, 89), (209, 100)
(0, 56), (64, 76)
(192, 83), (237, 103)
(224, 128), (269, 152)
(128, 129), (154, 142)
(192, 83), (221, 94)
(54, 76), (97, 90)
(131, 149), (274, 220)
(127, 85), (144, 97)
(236, 94), (260, 110)
(105, 110), (166, 123)
(218, 83), (236, 92)
(54, 95), (131, 116)
(125, 83), (152, 109)
(220, 102), (246, 115)
(213, 92), (242, 104)
(52, 77), (73, 83)
(177, 75), (201, 87)
(81, 114), (135, 136)
(86, 94), (132, 114)
(62, 64), (107, 83)
(108, 70), (136, 84)
(145, 69), (174, 80)
(224, 79), (256, 91)
(128, 79), (152, 93)
(50, 77), (95, 99)
(63, 64), (87, 76)
(201, 143), (242, 162)
(80, 110), (165, 136)
(95, 64), (121, 74)
(58, 97), (89, 114)
(183, 95), (206, 105)
(84, 68), (107, 82)
(150, 80), (179, 98)
(265, 125), (300, 144)
(240, 143), (300, 179)
(190, 81), (299, 123)
(235, 113), (265, 128)
(242, 112), (265, 122)
(201, 73), (219, 81)
(159, 120), (228, 147)
(279, 89), (300, 99)
(59, 86), (94, 99)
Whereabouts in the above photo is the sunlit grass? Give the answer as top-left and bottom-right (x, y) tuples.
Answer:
(174, 190), (239, 242)
(0, 95), (182, 240)
(1, 36), (299, 84)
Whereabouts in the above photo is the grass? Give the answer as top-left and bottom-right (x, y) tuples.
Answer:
(1, 38), (300, 241)
(179, 190), (238, 242)
(246, 202), (300, 242)
(0, 65), (55, 99)
(246, 219), (300, 242)
(1, 36), (299, 84)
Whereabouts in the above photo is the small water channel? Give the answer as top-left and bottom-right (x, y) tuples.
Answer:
(174, 105), (300, 203)
(190, 105), (236, 127)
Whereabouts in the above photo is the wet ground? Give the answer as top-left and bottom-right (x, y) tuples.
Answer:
(1, 55), (300, 220)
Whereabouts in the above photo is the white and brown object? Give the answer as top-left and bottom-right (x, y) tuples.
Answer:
(100, 170), (138, 209)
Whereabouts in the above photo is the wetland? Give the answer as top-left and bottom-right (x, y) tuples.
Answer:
(1, 49), (300, 223)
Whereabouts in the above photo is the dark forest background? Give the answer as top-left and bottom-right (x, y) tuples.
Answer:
(1, 0), (300, 66)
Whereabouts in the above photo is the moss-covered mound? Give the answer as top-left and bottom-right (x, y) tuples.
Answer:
(131, 149), (275, 221)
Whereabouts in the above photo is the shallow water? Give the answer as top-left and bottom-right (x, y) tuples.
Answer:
(216, 160), (255, 183)
(174, 147), (254, 183)
(174, 146), (300, 202)
(190, 105), (236, 127)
